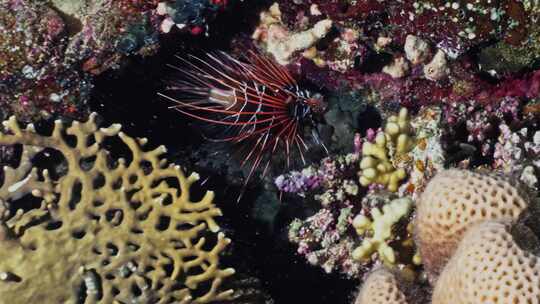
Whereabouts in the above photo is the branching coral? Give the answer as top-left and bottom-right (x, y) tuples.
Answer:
(0, 113), (234, 303)
(359, 108), (415, 192)
(283, 154), (363, 277)
(352, 198), (412, 265)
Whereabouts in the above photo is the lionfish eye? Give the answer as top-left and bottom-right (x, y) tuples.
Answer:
(305, 94), (326, 114)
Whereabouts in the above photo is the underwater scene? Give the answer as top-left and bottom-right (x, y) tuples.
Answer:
(0, 0), (539, 303)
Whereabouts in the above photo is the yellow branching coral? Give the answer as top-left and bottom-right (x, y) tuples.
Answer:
(0, 113), (234, 303)
(352, 198), (412, 265)
(359, 108), (414, 192)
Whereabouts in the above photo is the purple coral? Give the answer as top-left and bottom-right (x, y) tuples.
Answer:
(275, 154), (359, 199)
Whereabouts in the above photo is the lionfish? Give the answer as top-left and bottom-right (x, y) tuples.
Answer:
(159, 50), (328, 191)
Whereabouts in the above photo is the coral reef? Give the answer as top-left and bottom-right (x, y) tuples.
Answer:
(283, 154), (363, 277)
(352, 198), (412, 265)
(414, 169), (530, 279)
(275, 153), (359, 202)
(1, 0), (232, 122)
(252, 3), (333, 65)
(493, 123), (540, 190)
(0, 113), (234, 303)
(382, 57), (410, 79)
(354, 267), (410, 304)
(156, 0), (228, 34)
(359, 108), (414, 192)
(423, 50), (449, 81)
(286, 181), (417, 278)
(404, 35), (430, 66)
(400, 106), (445, 200)
(433, 220), (540, 304)
(288, 207), (360, 277)
(0, 0), (91, 121)
(3, 0), (540, 301)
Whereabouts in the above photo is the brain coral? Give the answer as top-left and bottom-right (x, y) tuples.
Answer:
(414, 169), (530, 279)
(432, 220), (540, 304)
(354, 267), (409, 304)
(0, 113), (234, 303)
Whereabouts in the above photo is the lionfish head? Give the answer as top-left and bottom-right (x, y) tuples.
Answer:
(305, 92), (326, 114)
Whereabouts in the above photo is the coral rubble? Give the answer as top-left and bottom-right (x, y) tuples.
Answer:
(0, 114), (234, 303)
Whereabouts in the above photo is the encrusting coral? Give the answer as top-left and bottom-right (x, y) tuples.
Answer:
(404, 35), (430, 66)
(359, 108), (414, 192)
(414, 169), (530, 279)
(401, 106), (445, 200)
(0, 113), (234, 303)
(423, 50), (449, 81)
(432, 220), (540, 304)
(252, 2), (333, 65)
(354, 267), (410, 304)
(352, 198), (412, 265)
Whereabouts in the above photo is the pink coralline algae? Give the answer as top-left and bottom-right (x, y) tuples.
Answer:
(288, 203), (362, 277)
(493, 123), (540, 189)
(279, 154), (362, 276)
(275, 154), (359, 203)
(252, 2), (539, 146)
(277, 0), (530, 55)
(0, 0), (92, 121)
(0, 0), (232, 122)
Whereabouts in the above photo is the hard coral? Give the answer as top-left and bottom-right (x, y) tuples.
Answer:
(404, 35), (431, 66)
(359, 108), (414, 192)
(0, 113), (234, 303)
(414, 169), (530, 280)
(288, 207), (360, 277)
(275, 153), (359, 203)
(401, 106), (445, 200)
(354, 267), (410, 304)
(352, 198), (412, 265)
(252, 3), (333, 65)
(433, 220), (540, 304)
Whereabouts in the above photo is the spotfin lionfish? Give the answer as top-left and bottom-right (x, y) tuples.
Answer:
(159, 49), (328, 198)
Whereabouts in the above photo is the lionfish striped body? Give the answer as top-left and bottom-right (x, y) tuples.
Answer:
(159, 50), (327, 184)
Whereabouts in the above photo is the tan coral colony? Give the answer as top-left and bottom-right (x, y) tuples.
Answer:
(0, 113), (235, 303)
